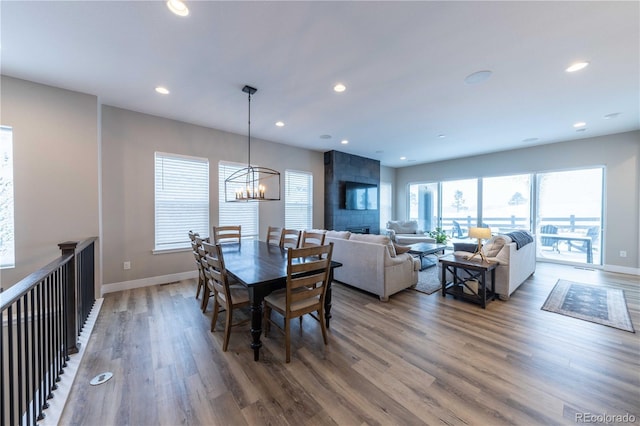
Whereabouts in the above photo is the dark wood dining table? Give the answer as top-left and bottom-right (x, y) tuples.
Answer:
(220, 240), (341, 361)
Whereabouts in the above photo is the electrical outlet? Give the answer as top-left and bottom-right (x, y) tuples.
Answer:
(619, 251), (627, 258)
(123, 261), (131, 270)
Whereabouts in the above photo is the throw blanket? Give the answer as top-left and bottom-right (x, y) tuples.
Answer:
(506, 231), (534, 249)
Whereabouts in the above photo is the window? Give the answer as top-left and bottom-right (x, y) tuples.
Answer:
(536, 168), (603, 265)
(219, 161), (259, 238)
(379, 181), (392, 230)
(482, 174), (531, 232)
(154, 152), (209, 252)
(0, 126), (15, 268)
(441, 178), (478, 239)
(408, 182), (438, 232)
(285, 170), (313, 230)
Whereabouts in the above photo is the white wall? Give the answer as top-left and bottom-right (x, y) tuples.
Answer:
(394, 131), (640, 272)
(101, 106), (324, 286)
(0, 76), (100, 289)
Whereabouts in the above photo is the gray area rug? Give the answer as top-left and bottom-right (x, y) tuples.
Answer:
(412, 265), (442, 295)
(542, 279), (635, 333)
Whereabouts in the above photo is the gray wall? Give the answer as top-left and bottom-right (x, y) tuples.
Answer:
(0, 76), (100, 289)
(395, 131), (640, 272)
(101, 106), (325, 285)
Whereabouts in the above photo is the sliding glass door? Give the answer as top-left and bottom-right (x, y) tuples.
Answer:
(441, 179), (477, 240)
(408, 182), (438, 233)
(482, 174), (531, 233)
(536, 168), (603, 265)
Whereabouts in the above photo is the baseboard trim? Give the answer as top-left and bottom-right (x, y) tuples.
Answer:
(101, 270), (198, 295)
(603, 264), (640, 276)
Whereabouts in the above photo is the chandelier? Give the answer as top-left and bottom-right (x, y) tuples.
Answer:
(224, 85), (281, 202)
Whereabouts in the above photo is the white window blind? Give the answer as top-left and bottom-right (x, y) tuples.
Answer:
(285, 170), (313, 230)
(219, 161), (259, 238)
(0, 126), (15, 269)
(154, 152), (209, 251)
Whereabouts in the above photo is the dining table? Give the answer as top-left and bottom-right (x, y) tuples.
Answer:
(220, 240), (341, 361)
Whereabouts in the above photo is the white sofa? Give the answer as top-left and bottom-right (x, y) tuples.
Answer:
(385, 220), (436, 245)
(447, 233), (536, 300)
(325, 231), (420, 302)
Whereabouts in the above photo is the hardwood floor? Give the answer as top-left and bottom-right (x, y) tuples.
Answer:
(59, 262), (640, 425)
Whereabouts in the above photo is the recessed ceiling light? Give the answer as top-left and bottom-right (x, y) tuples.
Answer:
(155, 86), (170, 95)
(375, 150), (384, 154)
(333, 83), (346, 93)
(565, 61), (589, 73)
(319, 134), (332, 139)
(400, 156), (407, 160)
(573, 122), (587, 128)
(576, 128), (587, 132)
(603, 112), (621, 119)
(275, 121), (284, 127)
(522, 137), (539, 143)
(341, 139), (349, 145)
(464, 70), (492, 85)
(437, 134), (446, 139)
(167, 0), (189, 16)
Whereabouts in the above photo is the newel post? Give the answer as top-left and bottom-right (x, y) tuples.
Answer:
(59, 241), (79, 354)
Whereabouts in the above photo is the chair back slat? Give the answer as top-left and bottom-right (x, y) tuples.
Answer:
(280, 229), (301, 249)
(213, 225), (241, 244)
(267, 226), (283, 246)
(300, 230), (326, 248)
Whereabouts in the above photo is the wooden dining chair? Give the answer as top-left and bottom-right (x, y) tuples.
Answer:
(300, 230), (326, 248)
(197, 239), (216, 312)
(263, 243), (334, 363)
(280, 228), (301, 249)
(213, 225), (241, 244)
(190, 232), (205, 300)
(266, 226), (283, 246)
(204, 243), (250, 351)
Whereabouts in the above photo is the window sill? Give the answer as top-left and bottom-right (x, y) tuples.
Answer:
(152, 247), (191, 255)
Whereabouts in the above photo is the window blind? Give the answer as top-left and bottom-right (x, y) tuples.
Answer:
(154, 152), (209, 251)
(219, 161), (259, 238)
(285, 170), (313, 230)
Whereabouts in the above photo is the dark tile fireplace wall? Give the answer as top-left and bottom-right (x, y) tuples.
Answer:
(324, 150), (380, 234)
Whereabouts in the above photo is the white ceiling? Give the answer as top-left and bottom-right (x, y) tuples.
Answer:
(2, 1), (638, 167)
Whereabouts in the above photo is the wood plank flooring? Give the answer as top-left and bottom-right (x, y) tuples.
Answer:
(59, 262), (640, 425)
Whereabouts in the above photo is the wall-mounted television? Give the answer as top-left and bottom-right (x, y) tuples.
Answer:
(344, 181), (378, 210)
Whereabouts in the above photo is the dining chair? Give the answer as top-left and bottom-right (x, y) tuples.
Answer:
(263, 242), (334, 363)
(203, 243), (250, 351)
(189, 232), (205, 300)
(266, 226), (283, 246)
(197, 240), (216, 312)
(213, 225), (241, 244)
(300, 230), (326, 248)
(280, 228), (301, 249)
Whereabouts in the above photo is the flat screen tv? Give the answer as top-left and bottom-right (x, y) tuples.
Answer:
(344, 181), (378, 210)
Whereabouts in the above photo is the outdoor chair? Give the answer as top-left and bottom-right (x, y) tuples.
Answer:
(540, 224), (559, 252)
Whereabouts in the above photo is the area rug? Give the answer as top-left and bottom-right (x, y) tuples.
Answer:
(412, 265), (441, 295)
(541, 279), (635, 333)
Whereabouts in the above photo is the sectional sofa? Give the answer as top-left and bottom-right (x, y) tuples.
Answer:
(324, 231), (420, 301)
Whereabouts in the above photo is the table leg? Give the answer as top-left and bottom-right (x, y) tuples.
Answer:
(481, 270), (487, 309)
(325, 268), (334, 329)
(441, 264), (447, 296)
(248, 288), (265, 361)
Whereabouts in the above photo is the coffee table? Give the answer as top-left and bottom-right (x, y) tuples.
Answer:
(408, 242), (447, 270)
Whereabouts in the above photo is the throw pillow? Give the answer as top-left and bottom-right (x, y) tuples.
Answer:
(482, 235), (508, 257)
(387, 241), (397, 258)
(453, 242), (477, 253)
(393, 243), (412, 254)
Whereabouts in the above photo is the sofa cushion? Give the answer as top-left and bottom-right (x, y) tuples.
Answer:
(453, 242), (477, 253)
(483, 235), (511, 257)
(386, 220), (419, 234)
(394, 243), (412, 254)
(326, 230), (351, 239)
(349, 233), (396, 257)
